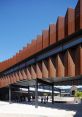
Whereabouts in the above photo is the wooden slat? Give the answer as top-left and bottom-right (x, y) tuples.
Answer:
(56, 54), (65, 77)
(49, 57), (56, 78)
(21, 70), (27, 80)
(31, 65), (36, 79)
(36, 62), (42, 79)
(42, 60), (48, 78)
(26, 67), (31, 80)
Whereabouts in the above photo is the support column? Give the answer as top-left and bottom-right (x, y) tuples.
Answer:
(28, 86), (29, 94)
(35, 79), (38, 108)
(52, 84), (54, 104)
(28, 86), (30, 102)
(9, 85), (11, 104)
(59, 89), (61, 97)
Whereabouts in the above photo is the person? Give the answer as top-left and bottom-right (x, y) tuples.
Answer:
(47, 96), (48, 102)
(44, 96), (46, 104)
(25, 97), (28, 102)
(41, 97), (43, 103)
(28, 95), (31, 102)
(32, 95), (35, 102)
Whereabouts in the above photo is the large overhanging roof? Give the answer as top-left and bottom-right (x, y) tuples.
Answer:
(12, 75), (82, 88)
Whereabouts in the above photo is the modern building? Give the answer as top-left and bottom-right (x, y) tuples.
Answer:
(0, 0), (82, 107)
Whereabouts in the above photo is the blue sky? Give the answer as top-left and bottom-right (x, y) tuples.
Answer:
(0, 0), (78, 62)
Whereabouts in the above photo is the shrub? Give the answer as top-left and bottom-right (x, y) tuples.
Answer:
(75, 91), (82, 99)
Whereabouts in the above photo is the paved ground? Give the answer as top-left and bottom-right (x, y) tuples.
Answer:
(0, 101), (82, 117)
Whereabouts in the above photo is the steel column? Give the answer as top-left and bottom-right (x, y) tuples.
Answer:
(35, 79), (38, 108)
(9, 85), (11, 104)
(52, 84), (54, 104)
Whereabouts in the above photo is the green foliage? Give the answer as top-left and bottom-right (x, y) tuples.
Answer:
(43, 93), (47, 96)
(75, 91), (82, 99)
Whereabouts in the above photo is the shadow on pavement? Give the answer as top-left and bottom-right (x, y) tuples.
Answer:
(10, 100), (82, 117)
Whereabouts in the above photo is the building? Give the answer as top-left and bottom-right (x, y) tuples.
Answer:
(0, 0), (82, 107)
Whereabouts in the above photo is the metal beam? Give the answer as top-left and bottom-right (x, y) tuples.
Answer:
(35, 79), (38, 108)
(52, 84), (54, 104)
(9, 85), (11, 104)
